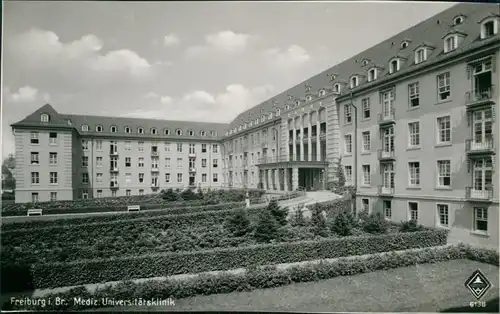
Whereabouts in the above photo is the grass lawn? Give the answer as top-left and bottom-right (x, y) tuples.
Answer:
(100, 259), (499, 312)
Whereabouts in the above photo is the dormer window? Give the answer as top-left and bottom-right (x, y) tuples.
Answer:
(454, 15), (464, 25)
(285, 104), (290, 110)
(96, 125), (103, 132)
(400, 41), (410, 49)
(268, 112), (273, 119)
(200, 130), (206, 136)
(319, 89), (326, 97)
(238, 125), (242, 131)
(176, 129), (182, 136)
(151, 128), (158, 135)
(368, 68), (377, 82)
(138, 127), (144, 134)
(110, 126), (118, 133)
(211, 131), (217, 136)
(276, 108), (281, 116)
(350, 76), (358, 88)
(255, 118), (259, 125)
(361, 59), (370, 66)
(261, 115), (265, 122)
(333, 83), (340, 93)
(249, 120), (253, 127)
(164, 128), (170, 135)
(125, 126), (131, 133)
(81, 125), (88, 132)
(41, 114), (49, 122)
(415, 48), (427, 64)
(389, 59), (399, 74)
(306, 95), (312, 101)
(444, 35), (457, 53)
(295, 100), (300, 106)
(480, 17), (498, 39)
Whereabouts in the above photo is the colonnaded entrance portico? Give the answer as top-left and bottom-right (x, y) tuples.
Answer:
(257, 157), (328, 191)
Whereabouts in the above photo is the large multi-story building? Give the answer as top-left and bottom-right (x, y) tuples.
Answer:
(11, 4), (499, 247)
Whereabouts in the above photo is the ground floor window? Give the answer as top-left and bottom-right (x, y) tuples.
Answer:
(474, 207), (488, 232)
(97, 190), (103, 198)
(50, 192), (57, 202)
(437, 204), (449, 227)
(362, 198), (369, 213)
(383, 200), (392, 219)
(126, 189), (131, 196)
(111, 190), (117, 197)
(408, 202), (418, 222)
(31, 192), (39, 203)
(139, 189), (144, 196)
(82, 189), (88, 199)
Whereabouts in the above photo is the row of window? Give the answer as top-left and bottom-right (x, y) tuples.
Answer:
(360, 199), (488, 233)
(81, 140), (219, 153)
(88, 156), (219, 168)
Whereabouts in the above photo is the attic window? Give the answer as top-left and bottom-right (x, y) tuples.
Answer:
(138, 127), (144, 134)
(164, 128), (170, 135)
(151, 128), (158, 135)
(261, 115), (265, 122)
(389, 59), (399, 73)
(41, 114), (49, 122)
(238, 125), (242, 131)
(481, 19), (497, 39)
(362, 60), (369, 66)
(454, 16), (464, 25)
(211, 131), (217, 136)
(350, 76), (359, 88)
(81, 125), (89, 132)
(255, 118), (259, 125)
(285, 104), (290, 110)
(249, 121), (253, 127)
(200, 130), (207, 136)
(110, 126), (118, 133)
(368, 68), (377, 82)
(415, 48), (427, 64)
(268, 112), (273, 119)
(319, 89), (326, 97)
(276, 108), (281, 116)
(306, 95), (312, 101)
(444, 35), (457, 53)
(96, 125), (103, 132)
(295, 100), (300, 106)
(176, 129), (182, 136)
(400, 41), (409, 49)
(125, 126), (131, 134)
(334, 84), (340, 93)
(188, 129), (195, 136)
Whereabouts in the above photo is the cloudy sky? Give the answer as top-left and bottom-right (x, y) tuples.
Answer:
(2, 1), (454, 158)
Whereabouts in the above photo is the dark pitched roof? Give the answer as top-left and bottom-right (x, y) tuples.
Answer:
(227, 3), (500, 132)
(12, 105), (229, 140)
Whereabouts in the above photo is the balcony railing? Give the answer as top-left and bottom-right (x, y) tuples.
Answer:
(110, 181), (119, 189)
(465, 186), (493, 201)
(465, 135), (495, 154)
(188, 152), (196, 158)
(377, 185), (395, 196)
(257, 154), (325, 164)
(110, 167), (119, 173)
(465, 86), (495, 107)
(378, 108), (396, 125)
(109, 150), (119, 156)
(151, 167), (159, 172)
(189, 167), (196, 172)
(151, 183), (159, 188)
(151, 149), (159, 157)
(377, 149), (396, 160)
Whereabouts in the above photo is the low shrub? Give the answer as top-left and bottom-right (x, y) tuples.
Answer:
(267, 200), (288, 226)
(290, 208), (307, 227)
(330, 211), (356, 236)
(6, 244), (497, 311)
(361, 212), (389, 234)
(224, 208), (252, 237)
(28, 229), (448, 289)
(399, 220), (425, 233)
(253, 210), (280, 243)
(310, 204), (329, 237)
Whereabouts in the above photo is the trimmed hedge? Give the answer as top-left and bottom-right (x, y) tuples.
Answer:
(3, 244), (497, 311)
(29, 229), (447, 289)
(1, 202), (245, 231)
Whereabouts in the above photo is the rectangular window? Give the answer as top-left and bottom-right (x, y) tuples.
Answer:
(408, 162), (420, 187)
(30, 152), (39, 164)
(32, 192), (39, 203)
(474, 207), (488, 232)
(164, 142), (170, 152)
(344, 104), (352, 124)
(344, 135), (352, 154)
(177, 143), (183, 153)
(201, 159), (207, 167)
(82, 173), (89, 184)
(362, 198), (369, 212)
(213, 159), (218, 168)
(139, 189), (144, 196)
(408, 121), (420, 147)
(31, 172), (39, 184)
(111, 190), (117, 197)
(138, 157), (144, 168)
(362, 131), (370, 152)
(82, 156), (89, 167)
(165, 157), (171, 168)
(409, 202), (419, 222)
(82, 140), (89, 150)
(437, 72), (451, 101)
(50, 192), (57, 202)
(189, 144), (195, 154)
(201, 144), (207, 153)
(177, 158), (182, 168)
(437, 116), (451, 144)
(384, 200), (392, 219)
(30, 132), (39, 144)
(96, 173), (103, 184)
(96, 156), (103, 168)
(362, 98), (370, 119)
(126, 189), (131, 197)
(202, 173), (207, 182)
(95, 140), (103, 151)
(81, 189), (89, 199)
(165, 173), (171, 183)
(138, 173), (144, 183)
(177, 173), (183, 183)
(213, 173), (218, 183)
(125, 157), (131, 167)
(125, 173), (131, 184)
(125, 141), (132, 152)
(49, 132), (57, 145)
(437, 204), (449, 227)
(345, 166), (352, 185)
(96, 190), (103, 198)
(437, 160), (451, 187)
(408, 82), (420, 108)
(362, 165), (371, 186)
(213, 144), (218, 153)
(138, 141), (144, 152)
(49, 172), (58, 184)
(49, 152), (57, 165)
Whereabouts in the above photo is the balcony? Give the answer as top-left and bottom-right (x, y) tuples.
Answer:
(151, 167), (159, 173)
(378, 108), (396, 126)
(465, 136), (495, 155)
(377, 185), (395, 196)
(151, 183), (160, 189)
(151, 149), (159, 157)
(110, 181), (119, 189)
(188, 152), (196, 158)
(465, 186), (493, 202)
(109, 150), (119, 156)
(189, 167), (196, 173)
(110, 167), (119, 173)
(465, 86), (495, 109)
(378, 149), (396, 161)
(261, 142), (268, 148)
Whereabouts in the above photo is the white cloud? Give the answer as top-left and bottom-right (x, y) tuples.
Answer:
(160, 96), (173, 104)
(163, 34), (180, 46)
(8, 28), (152, 80)
(142, 92), (173, 104)
(123, 84), (274, 122)
(185, 30), (251, 57)
(264, 44), (310, 69)
(6, 86), (39, 102)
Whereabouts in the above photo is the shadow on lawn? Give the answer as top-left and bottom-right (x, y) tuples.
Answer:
(441, 297), (499, 313)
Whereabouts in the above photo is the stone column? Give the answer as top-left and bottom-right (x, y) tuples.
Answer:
(283, 167), (288, 191)
(307, 113), (312, 161)
(316, 114), (321, 161)
(292, 167), (299, 191)
(299, 117), (304, 162)
(292, 122), (297, 161)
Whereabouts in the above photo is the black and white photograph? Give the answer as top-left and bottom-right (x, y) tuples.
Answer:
(1, 1), (499, 312)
